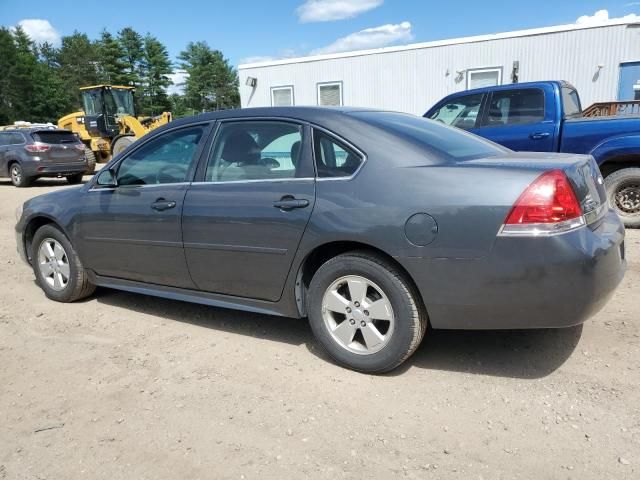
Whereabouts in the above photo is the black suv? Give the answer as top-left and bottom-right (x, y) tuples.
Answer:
(0, 126), (93, 187)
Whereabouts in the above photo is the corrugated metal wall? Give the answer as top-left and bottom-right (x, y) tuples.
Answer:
(239, 23), (640, 115)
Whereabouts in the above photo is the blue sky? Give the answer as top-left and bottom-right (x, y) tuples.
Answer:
(1, 0), (637, 68)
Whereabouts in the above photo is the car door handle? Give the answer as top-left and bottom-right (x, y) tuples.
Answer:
(151, 198), (176, 211)
(273, 196), (309, 210)
(529, 132), (550, 140)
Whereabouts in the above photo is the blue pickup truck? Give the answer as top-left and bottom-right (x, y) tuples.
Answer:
(424, 80), (640, 227)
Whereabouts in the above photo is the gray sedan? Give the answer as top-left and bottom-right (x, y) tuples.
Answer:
(15, 107), (626, 372)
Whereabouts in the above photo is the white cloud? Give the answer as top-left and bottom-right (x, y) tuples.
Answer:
(297, 0), (383, 23)
(167, 69), (188, 95)
(575, 9), (639, 25)
(14, 19), (61, 46)
(311, 21), (413, 55)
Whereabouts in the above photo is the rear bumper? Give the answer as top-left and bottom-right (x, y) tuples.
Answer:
(22, 162), (88, 177)
(402, 209), (626, 329)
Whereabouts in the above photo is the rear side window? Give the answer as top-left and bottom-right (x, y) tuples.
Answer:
(350, 111), (507, 161)
(32, 131), (78, 144)
(428, 94), (483, 130)
(313, 131), (363, 177)
(485, 89), (545, 126)
(562, 87), (581, 118)
(5, 132), (25, 145)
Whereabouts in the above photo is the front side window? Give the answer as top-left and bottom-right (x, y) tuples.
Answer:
(485, 89), (545, 126)
(206, 121), (303, 182)
(117, 126), (205, 186)
(313, 131), (362, 178)
(428, 94), (484, 130)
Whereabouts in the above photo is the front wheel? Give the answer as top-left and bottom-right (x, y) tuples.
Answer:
(605, 167), (640, 228)
(31, 224), (95, 302)
(307, 251), (427, 373)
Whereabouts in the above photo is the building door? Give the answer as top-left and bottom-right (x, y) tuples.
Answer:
(618, 62), (640, 100)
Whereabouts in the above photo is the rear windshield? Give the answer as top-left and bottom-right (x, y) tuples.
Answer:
(350, 111), (508, 161)
(31, 131), (79, 144)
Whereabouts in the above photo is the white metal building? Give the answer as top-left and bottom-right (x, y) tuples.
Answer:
(238, 18), (640, 115)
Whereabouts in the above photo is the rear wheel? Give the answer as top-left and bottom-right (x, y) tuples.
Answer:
(31, 224), (95, 302)
(9, 162), (31, 188)
(111, 136), (136, 157)
(66, 173), (84, 184)
(307, 251), (427, 373)
(84, 147), (96, 174)
(605, 167), (640, 228)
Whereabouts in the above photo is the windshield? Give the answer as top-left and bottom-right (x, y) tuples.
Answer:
(351, 111), (508, 161)
(110, 89), (136, 116)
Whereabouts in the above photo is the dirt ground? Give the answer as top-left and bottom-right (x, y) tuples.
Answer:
(0, 178), (638, 480)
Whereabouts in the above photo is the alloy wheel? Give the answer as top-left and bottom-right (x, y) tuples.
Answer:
(10, 165), (21, 185)
(37, 238), (70, 291)
(321, 275), (395, 355)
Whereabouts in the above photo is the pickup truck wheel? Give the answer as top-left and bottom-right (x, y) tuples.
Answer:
(605, 168), (640, 228)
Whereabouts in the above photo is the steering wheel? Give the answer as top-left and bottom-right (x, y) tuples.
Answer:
(157, 164), (187, 184)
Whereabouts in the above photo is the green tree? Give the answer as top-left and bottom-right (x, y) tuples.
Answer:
(97, 30), (129, 85)
(178, 41), (239, 112)
(0, 27), (19, 124)
(140, 34), (172, 115)
(57, 31), (100, 108)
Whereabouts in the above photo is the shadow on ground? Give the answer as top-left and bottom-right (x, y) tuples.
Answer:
(94, 288), (582, 380)
(0, 178), (89, 188)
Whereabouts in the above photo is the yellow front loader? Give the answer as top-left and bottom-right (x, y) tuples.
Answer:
(57, 85), (172, 170)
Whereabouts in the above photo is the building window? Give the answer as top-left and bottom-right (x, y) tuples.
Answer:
(271, 86), (294, 106)
(317, 82), (343, 106)
(467, 67), (502, 90)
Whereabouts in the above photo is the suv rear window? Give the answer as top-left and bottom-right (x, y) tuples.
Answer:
(31, 131), (79, 144)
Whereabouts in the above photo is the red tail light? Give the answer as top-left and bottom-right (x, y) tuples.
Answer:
(24, 144), (50, 153)
(74, 143), (85, 151)
(501, 169), (585, 236)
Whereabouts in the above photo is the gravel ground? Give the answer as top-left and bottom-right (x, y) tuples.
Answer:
(0, 178), (638, 480)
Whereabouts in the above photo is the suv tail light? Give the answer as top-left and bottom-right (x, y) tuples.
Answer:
(74, 143), (85, 151)
(499, 169), (585, 236)
(24, 144), (50, 153)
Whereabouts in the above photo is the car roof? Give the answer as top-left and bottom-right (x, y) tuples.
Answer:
(168, 106), (385, 128)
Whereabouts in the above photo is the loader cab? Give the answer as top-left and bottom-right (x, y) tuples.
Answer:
(81, 85), (136, 138)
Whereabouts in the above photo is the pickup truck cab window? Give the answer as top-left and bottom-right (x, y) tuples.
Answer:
(562, 87), (582, 118)
(484, 88), (545, 126)
(428, 93), (484, 130)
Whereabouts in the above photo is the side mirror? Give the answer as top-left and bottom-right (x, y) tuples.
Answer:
(96, 168), (117, 188)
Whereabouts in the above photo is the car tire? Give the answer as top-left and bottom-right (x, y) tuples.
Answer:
(112, 136), (136, 157)
(66, 173), (84, 185)
(31, 224), (95, 302)
(605, 167), (640, 228)
(9, 162), (31, 188)
(84, 147), (96, 174)
(307, 251), (427, 373)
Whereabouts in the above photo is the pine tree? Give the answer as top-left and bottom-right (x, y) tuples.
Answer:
(141, 34), (172, 115)
(178, 41), (240, 112)
(57, 31), (100, 109)
(97, 30), (129, 85)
